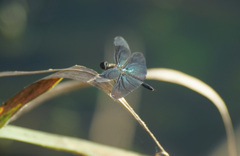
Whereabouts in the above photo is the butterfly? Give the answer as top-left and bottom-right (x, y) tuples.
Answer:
(99, 36), (154, 99)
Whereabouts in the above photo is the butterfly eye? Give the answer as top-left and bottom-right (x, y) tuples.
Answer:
(100, 61), (108, 70)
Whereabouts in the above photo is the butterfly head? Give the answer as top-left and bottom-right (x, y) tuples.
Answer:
(100, 61), (109, 70)
(100, 61), (116, 71)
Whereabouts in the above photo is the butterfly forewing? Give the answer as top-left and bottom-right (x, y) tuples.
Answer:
(123, 52), (147, 81)
(114, 36), (131, 67)
(99, 67), (121, 79)
(111, 74), (142, 99)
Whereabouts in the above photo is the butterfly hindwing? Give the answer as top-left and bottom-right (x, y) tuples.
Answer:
(111, 73), (142, 99)
(99, 67), (121, 80)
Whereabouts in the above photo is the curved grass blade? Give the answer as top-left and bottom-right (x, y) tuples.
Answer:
(9, 81), (90, 123)
(0, 65), (113, 128)
(117, 98), (169, 156)
(147, 68), (237, 156)
(0, 78), (62, 128)
(0, 65), (169, 155)
(0, 125), (141, 156)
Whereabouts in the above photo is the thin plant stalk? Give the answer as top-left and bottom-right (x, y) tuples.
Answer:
(147, 68), (237, 156)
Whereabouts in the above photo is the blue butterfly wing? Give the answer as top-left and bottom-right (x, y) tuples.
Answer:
(111, 74), (142, 99)
(99, 67), (121, 80)
(114, 36), (131, 67)
(123, 52), (147, 81)
(102, 37), (147, 99)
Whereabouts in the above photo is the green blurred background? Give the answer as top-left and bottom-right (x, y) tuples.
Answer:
(0, 0), (239, 156)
